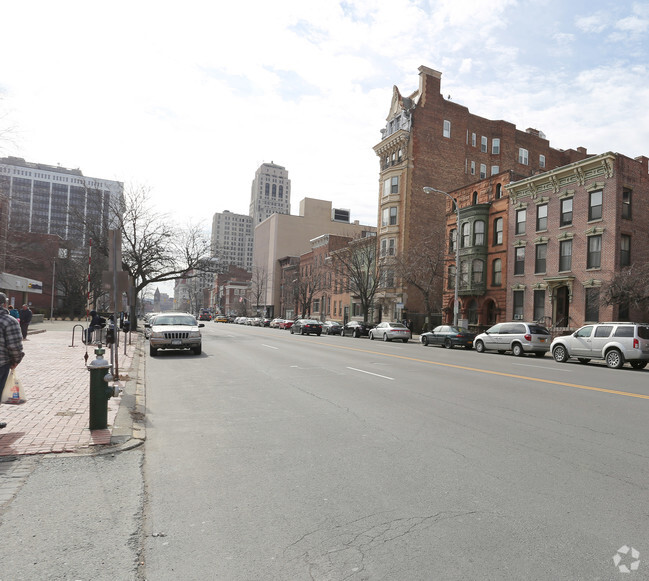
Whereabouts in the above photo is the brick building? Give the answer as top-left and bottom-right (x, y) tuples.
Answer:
(505, 151), (649, 328)
(441, 171), (520, 330)
(373, 66), (589, 325)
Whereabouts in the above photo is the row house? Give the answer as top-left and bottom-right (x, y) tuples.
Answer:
(505, 151), (649, 329)
(441, 171), (520, 329)
(373, 66), (589, 323)
(212, 265), (252, 315)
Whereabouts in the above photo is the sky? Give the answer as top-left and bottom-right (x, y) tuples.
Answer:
(1, 0), (648, 233)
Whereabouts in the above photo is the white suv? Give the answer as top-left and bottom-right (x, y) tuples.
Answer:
(551, 322), (649, 369)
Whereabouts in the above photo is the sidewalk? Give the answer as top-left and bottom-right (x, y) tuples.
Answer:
(0, 320), (144, 457)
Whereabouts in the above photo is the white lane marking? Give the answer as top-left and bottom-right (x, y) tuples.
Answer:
(262, 344), (279, 350)
(347, 367), (394, 380)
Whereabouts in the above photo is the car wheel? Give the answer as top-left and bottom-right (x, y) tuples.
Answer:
(402, 338), (408, 343)
(552, 345), (568, 363)
(475, 340), (485, 353)
(512, 343), (524, 357)
(444, 338), (453, 349)
(422, 336), (429, 346)
(316, 332), (321, 336)
(193, 345), (202, 355)
(149, 345), (157, 357)
(383, 333), (389, 342)
(369, 332), (374, 340)
(354, 329), (361, 338)
(577, 358), (591, 364)
(605, 349), (624, 369)
(630, 360), (647, 370)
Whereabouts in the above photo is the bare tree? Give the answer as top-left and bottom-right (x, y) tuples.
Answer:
(601, 263), (649, 318)
(295, 265), (327, 318)
(250, 265), (268, 316)
(391, 232), (445, 328)
(329, 235), (382, 323)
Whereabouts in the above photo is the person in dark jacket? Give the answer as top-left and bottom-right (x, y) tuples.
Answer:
(19, 304), (32, 339)
(0, 293), (25, 429)
(88, 310), (105, 344)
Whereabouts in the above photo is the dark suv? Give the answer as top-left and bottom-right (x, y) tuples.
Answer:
(340, 321), (374, 338)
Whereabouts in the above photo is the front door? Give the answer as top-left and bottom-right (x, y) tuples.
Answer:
(555, 286), (570, 327)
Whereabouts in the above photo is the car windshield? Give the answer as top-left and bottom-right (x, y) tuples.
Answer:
(153, 315), (196, 326)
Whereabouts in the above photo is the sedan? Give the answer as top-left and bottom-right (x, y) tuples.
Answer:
(321, 321), (343, 335)
(291, 319), (322, 336)
(269, 318), (284, 328)
(368, 322), (411, 343)
(279, 319), (294, 330)
(341, 321), (374, 338)
(420, 325), (476, 349)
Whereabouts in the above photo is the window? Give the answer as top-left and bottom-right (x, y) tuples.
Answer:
(472, 191), (478, 205)
(536, 204), (547, 231)
(461, 223), (470, 248)
(471, 132), (476, 147)
(390, 176), (399, 194)
(473, 220), (485, 245)
(533, 290), (545, 322)
(492, 138), (500, 154)
(513, 290), (524, 319)
(380, 238), (387, 256)
(443, 120), (451, 138)
(449, 229), (457, 252)
(622, 188), (632, 219)
(594, 325), (613, 337)
(388, 238), (396, 256)
(585, 288), (600, 322)
(460, 261), (469, 288)
(493, 217), (503, 244)
(514, 247), (525, 275)
(515, 209), (526, 235)
(535, 244), (547, 274)
(492, 259), (502, 286)
(587, 235), (601, 269)
(472, 260), (484, 284)
(481, 136), (487, 153)
(519, 148), (529, 165)
(480, 164), (487, 179)
(559, 239), (572, 271)
(539, 154), (546, 168)
(470, 161), (476, 175)
(621, 234), (631, 267)
(589, 190), (602, 221)
(448, 265), (456, 289)
(491, 165), (500, 176)
(560, 198), (573, 226)
(312, 299), (320, 313)
(383, 179), (390, 197)
(495, 184), (502, 199)
(381, 207), (398, 227)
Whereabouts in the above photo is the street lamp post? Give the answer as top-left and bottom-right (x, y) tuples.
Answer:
(423, 186), (460, 327)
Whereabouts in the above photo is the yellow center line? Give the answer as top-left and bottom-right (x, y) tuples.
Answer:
(322, 342), (649, 400)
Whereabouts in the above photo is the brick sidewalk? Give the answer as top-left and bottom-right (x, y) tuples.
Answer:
(0, 321), (137, 456)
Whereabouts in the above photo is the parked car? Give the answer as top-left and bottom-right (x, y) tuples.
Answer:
(291, 319), (322, 336)
(321, 321), (343, 335)
(551, 322), (649, 369)
(270, 318), (284, 328)
(341, 320), (374, 338)
(474, 322), (551, 357)
(369, 322), (411, 343)
(198, 312), (212, 321)
(214, 314), (229, 323)
(146, 313), (204, 356)
(260, 317), (271, 327)
(421, 325), (477, 349)
(279, 319), (294, 330)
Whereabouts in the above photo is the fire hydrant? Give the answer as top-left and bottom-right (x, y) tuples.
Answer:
(87, 344), (113, 430)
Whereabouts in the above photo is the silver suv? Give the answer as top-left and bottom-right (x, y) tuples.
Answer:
(550, 322), (649, 369)
(474, 322), (551, 357)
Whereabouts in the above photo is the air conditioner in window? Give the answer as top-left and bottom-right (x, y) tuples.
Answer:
(513, 314), (523, 320)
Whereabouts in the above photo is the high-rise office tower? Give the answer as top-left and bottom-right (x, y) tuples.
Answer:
(249, 162), (291, 225)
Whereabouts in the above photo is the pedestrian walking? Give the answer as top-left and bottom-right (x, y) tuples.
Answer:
(19, 304), (32, 339)
(0, 293), (25, 430)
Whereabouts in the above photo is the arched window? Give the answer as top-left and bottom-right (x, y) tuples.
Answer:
(461, 223), (470, 248)
(493, 218), (503, 245)
(473, 220), (485, 245)
(492, 259), (502, 286)
(472, 259), (484, 283)
(449, 229), (457, 252)
(472, 191), (478, 205)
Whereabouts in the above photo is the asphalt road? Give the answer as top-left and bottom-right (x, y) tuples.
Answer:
(142, 323), (649, 580)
